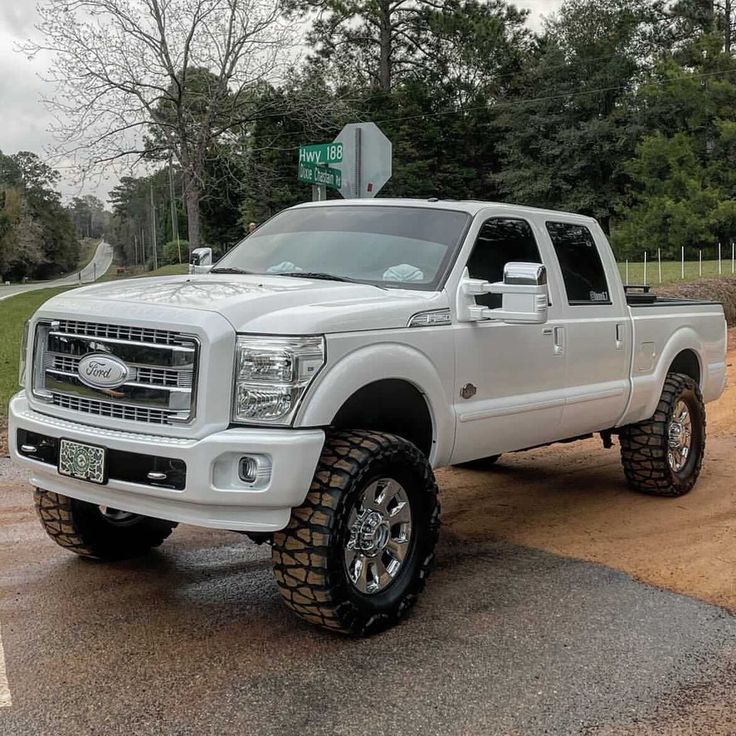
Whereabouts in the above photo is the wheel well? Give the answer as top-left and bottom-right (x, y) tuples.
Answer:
(669, 349), (701, 385)
(331, 379), (433, 457)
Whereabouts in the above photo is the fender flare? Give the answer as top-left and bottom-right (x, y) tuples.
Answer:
(634, 326), (704, 422)
(296, 343), (455, 466)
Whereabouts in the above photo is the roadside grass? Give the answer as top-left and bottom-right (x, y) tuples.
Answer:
(98, 262), (189, 282)
(0, 287), (72, 419)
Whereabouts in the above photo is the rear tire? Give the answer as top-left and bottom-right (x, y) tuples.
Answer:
(34, 489), (177, 560)
(454, 454), (501, 470)
(271, 430), (440, 636)
(619, 372), (705, 497)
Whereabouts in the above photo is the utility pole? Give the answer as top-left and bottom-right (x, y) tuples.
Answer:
(150, 184), (158, 271)
(168, 156), (181, 263)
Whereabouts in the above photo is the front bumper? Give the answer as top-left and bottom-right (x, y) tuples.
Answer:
(8, 393), (325, 532)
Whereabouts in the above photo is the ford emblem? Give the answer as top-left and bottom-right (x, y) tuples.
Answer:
(77, 353), (130, 389)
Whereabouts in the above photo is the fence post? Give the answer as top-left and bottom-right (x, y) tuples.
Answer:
(681, 246), (684, 279)
(657, 248), (662, 283)
(699, 248), (702, 277)
(625, 259), (629, 285)
(719, 241), (722, 276)
(644, 251), (647, 286)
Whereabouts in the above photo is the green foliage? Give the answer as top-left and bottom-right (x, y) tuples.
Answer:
(108, 0), (736, 263)
(0, 150), (78, 281)
(161, 239), (190, 265)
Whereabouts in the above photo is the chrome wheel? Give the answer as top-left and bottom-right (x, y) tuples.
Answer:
(668, 400), (692, 473)
(344, 477), (412, 595)
(98, 506), (141, 526)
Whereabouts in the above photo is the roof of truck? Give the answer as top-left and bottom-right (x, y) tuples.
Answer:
(293, 198), (598, 223)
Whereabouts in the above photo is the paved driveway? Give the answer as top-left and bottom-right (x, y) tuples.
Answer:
(0, 457), (734, 736)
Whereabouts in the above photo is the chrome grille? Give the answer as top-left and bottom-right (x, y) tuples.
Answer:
(33, 320), (198, 425)
(52, 395), (171, 425)
(54, 320), (179, 345)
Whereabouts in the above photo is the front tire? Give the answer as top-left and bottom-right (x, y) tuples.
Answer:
(619, 372), (705, 497)
(271, 430), (440, 635)
(34, 489), (177, 560)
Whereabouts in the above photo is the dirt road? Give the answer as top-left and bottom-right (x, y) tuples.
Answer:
(437, 329), (736, 613)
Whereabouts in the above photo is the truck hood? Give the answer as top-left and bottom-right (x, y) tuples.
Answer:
(44, 274), (446, 334)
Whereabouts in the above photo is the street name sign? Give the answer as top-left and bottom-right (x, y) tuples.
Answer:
(298, 162), (342, 190)
(299, 142), (344, 166)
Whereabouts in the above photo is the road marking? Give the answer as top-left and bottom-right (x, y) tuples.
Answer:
(0, 624), (10, 707)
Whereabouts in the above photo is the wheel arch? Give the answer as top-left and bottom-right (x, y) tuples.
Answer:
(627, 327), (706, 424)
(330, 379), (434, 458)
(296, 343), (455, 466)
(668, 348), (701, 385)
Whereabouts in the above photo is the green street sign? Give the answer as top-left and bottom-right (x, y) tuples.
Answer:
(299, 142), (343, 165)
(298, 162), (343, 190)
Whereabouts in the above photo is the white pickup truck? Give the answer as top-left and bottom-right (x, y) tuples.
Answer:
(9, 199), (727, 634)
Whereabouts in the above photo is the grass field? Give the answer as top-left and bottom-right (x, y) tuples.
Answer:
(618, 259), (736, 286)
(0, 287), (72, 418)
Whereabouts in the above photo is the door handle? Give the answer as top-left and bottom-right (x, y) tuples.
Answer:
(553, 326), (565, 356)
(615, 323), (624, 350)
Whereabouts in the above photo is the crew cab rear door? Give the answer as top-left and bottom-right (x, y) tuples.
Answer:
(542, 217), (632, 437)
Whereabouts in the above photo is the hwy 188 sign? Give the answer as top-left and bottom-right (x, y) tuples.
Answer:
(298, 122), (392, 200)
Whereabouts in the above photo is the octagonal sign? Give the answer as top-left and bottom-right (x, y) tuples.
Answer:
(334, 122), (392, 199)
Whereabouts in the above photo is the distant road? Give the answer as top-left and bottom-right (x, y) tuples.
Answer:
(0, 241), (114, 302)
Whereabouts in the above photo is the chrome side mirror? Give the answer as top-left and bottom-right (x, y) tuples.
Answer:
(503, 262), (546, 286)
(456, 262), (549, 324)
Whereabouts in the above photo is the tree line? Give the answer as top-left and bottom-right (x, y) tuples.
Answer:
(0, 151), (112, 280)
(18, 0), (736, 269)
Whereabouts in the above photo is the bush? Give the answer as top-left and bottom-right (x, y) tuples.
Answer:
(161, 239), (189, 265)
(656, 277), (736, 325)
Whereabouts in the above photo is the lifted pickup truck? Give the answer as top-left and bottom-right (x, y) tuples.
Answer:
(9, 200), (727, 634)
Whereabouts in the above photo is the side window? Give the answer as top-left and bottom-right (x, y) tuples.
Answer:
(546, 222), (610, 305)
(466, 218), (543, 308)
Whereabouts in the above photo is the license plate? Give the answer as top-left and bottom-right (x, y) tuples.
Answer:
(58, 439), (107, 484)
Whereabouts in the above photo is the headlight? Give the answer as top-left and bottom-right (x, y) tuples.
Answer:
(233, 335), (325, 424)
(18, 320), (30, 388)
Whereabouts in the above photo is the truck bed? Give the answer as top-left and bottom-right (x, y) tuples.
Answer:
(624, 285), (719, 308)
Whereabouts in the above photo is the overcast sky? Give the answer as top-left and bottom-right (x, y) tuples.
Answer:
(0, 0), (562, 205)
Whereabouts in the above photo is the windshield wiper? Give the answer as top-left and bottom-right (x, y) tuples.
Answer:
(278, 271), (358, 283)
(210, 267), (254, 274)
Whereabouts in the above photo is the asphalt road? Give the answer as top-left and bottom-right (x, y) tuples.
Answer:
(0, 241), (113, 301)
(0, 458), (735, 736)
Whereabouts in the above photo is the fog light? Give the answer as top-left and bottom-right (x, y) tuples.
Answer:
(239, 456), (258, 483)
(238, 455), (272, 485)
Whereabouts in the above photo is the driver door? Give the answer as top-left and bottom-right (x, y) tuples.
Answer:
(450, 216), (567, 464)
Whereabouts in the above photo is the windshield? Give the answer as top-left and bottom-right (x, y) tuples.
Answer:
(213, 205), (471, 290)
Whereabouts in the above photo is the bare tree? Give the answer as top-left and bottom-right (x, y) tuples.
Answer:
(23, 0), (296, 250)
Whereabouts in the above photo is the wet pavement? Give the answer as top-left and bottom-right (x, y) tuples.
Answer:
(1, 458), (735, 735)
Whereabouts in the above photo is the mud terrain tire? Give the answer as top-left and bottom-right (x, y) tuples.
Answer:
(619, 372), (705, 497)
(272, 430), (440, 635)
(34, 489), (177, 560)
